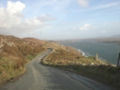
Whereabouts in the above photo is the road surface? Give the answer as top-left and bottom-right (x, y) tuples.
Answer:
(0, 49), (112, 90)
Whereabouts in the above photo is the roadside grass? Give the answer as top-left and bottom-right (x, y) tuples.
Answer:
(0, 35), (46, 85)
(26, 55), (37, 62)
(0, 56), (24, 84)
(0, 53), (43, 85)
(0, 50), (46, 84)
(42, 48), (120, 89)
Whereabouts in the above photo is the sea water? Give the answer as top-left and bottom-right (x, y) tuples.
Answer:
(61, 41), (120, 64)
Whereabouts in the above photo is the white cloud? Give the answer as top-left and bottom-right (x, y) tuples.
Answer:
(37, 14), (56, 22)
(93, 2), (120, 10)
(0, 1), (55, 37)
(79, 24), (92, 30)
(77, 0), (89, 7)
(7, 1), (25, 14)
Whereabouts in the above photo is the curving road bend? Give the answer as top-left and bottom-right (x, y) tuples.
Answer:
(0, 49), (112, 90)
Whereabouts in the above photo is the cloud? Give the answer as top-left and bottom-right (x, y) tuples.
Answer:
(74, 1), (120, 13)
(7, 1), (25, 14)
(72, 24), (93, 31)
(38, 14), (56, 22)
(93, 2), (120, 10)
(79, 24), (92, 30)
(77, 0), (89, 7)
(0, 1), (55, 37)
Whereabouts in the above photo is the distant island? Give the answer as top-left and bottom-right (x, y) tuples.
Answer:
(57, 35), (120, 45)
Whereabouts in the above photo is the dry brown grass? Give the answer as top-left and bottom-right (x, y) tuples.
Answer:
(0, 35), (46, 84)
(43, 47), (108, 66)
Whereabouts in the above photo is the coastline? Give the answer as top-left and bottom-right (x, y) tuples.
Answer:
(60, 41), (119, 65)
(78, 49), (86, 56)
(42, 44), (120, 89)
(78, 48), (115, 66)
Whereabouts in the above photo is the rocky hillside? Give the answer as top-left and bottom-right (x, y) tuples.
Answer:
(0, 35), (46, 84)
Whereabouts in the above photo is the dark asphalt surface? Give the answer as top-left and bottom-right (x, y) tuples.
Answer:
(0, 49), (112, 90)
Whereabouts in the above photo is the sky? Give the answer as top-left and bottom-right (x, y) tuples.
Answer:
(0, 0), (120, 40)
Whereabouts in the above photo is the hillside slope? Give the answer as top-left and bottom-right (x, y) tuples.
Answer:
(0, 35), (46, 84)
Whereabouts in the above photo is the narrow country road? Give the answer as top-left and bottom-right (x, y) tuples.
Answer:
(0, 49), (112, 90)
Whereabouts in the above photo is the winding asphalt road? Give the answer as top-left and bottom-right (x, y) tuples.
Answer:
(0, 49), (112, 90)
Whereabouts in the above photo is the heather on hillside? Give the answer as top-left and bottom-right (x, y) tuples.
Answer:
(0, 35), (46, 84)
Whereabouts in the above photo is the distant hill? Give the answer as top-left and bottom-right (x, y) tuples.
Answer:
(94, 35), (120, 44)
(0, 35), (46, 57)
(57, 35), (120, 44)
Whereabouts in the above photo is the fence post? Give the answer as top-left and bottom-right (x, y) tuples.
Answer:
(117, 53), (120, 67)
(95, 53), (99, 60)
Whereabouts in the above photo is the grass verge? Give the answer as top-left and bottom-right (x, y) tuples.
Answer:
(0, 54), (37, 85)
